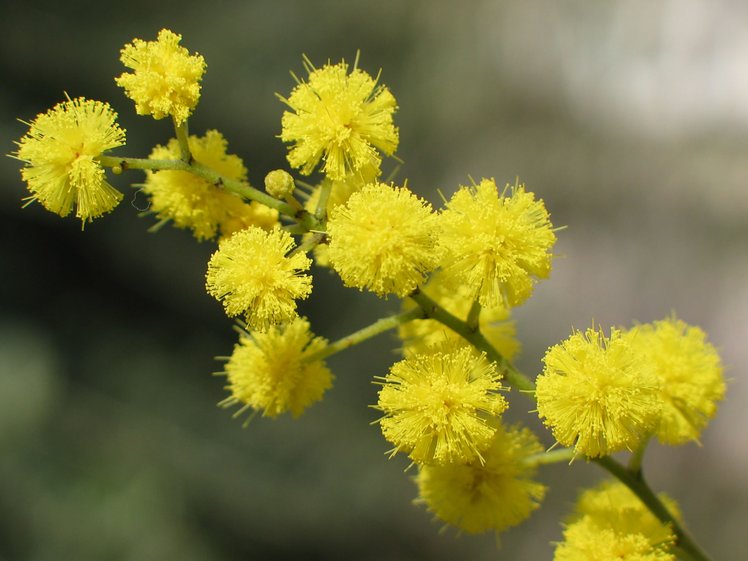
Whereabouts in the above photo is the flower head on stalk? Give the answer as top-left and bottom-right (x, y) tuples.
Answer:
(438, 178), (556, 308)
(205, 226), (312, 330)
(326, 182), (440, 297)
(553, 480), (679, 561)
(536, 326), (661, 458)
(222, 318), (333, 419)
(143, 130), (277, 241)
(630, 316), (725, 445)
(375, 347), (507, 466)
(13, 96), (126, 224)
(116, 29), (206, 125)
(279, 55), (398, 180)
(415, 422), (546, 534)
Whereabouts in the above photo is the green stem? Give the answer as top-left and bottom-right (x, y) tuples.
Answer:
(523, 447), (575, 468)
(627, 435), (650, 476)
(173, 116), (192, 162)
(466, 299), (481, 331)
(594, 456), (714, 561)
(307, 307), (425, 362)
(314, 179), (332, 221)
(408, 288), (536, 395)
(98, 155), (323, 231)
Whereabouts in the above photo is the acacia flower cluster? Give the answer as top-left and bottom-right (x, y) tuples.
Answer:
(10, 29), (729, 561)
(116, 29), (206, 124)
(13, 97), (126, 223)
(554, 480), (680, 561)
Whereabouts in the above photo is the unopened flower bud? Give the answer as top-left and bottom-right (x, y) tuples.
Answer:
(265, 169), (295, 198)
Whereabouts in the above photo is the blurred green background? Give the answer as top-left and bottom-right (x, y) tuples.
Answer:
(1, 1), (747, 559)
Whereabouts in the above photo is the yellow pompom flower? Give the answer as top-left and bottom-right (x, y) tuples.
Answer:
(536, 327), (661, 458)
(221, 318), (333, 419)
(205, 226), (312, 330)
(326, 182), (440, 297)
(399, 271), (520, 360)
(143, 130), (277, 241)
(375, 347), (508, 466)
(14, 97), (126, 223)
(574, 480), (680, 547)
(116, 29), (206, 125)
(554, 480), (678, 561)
(554, 517), (675, 561)
(279, 56), (399, 180)
(438, 179), (556, 308)
(632, 317), (725, 445)
(415, 423), (546, 534)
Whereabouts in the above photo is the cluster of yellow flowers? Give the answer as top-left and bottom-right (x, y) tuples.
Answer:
(11, 28), (727, 560)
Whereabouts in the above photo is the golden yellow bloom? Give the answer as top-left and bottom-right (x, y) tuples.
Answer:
(116, 29), (206, 124)
(205, 226), (312, 330)
(416, 423), (546, 534)
(438, 179), (556, 308)
(554, 517), (675, 561)
(575, 480), (680, 547)
(279, 56), (398, 180)
(399, 271), (520, 359)
(632, 317), (725, 445)
(143, 130), (277, 241)
(536, 327), (661, 458)
(554, 480), (678, 561)
(375, 347), (507, 466)
(327, 182), (440, 297)
(222, 318), (333, 419)
(14, 97), (125, 223)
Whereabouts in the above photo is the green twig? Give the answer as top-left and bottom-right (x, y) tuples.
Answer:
(408, 288), (535, 395)
(307, 307), (425, 362)
(173, 116), (192, 162)
(594, 456), (714, 561)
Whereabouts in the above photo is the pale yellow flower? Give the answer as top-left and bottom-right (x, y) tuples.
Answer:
(222, 318), (333, 419)
(116, 29), (206, 124)
(438, 178), (556, 308)
(631, 316), (725, 445)
(205, 226), (312, 330)
(326, 182), (440, 297)
(14, 97), (126, 223)
(416, 422), (546, 534)
(375, 347), (507, 466)
(279, 57), (398, 180)
(536, 327), (661, 457)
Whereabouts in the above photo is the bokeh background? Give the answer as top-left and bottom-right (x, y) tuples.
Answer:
(1, 1), (747, 559)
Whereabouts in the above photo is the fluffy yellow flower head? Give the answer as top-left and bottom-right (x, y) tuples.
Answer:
(116, 29), (206, 125)
(327, 182), (440, 297)
(632, 317), (725, 445)
(554, 517), (675, 561)
(205, 226), (312, 330)
(438, 179), (556, 308)
(279, 56), (398, 180)
(14, 97), (126, 223)
(375, 347), (507, 466)
(574, 480), (680, 547)
(222, 318), (333, 419)
(143, 130), (277, 241)
(554, 480), (679, 561)
(536, 327), (661, 457)
(399, 271), (520, 359)
(415, 422), (546, 534)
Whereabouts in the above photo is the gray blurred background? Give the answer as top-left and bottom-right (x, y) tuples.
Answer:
(1, 1), (746, 559)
